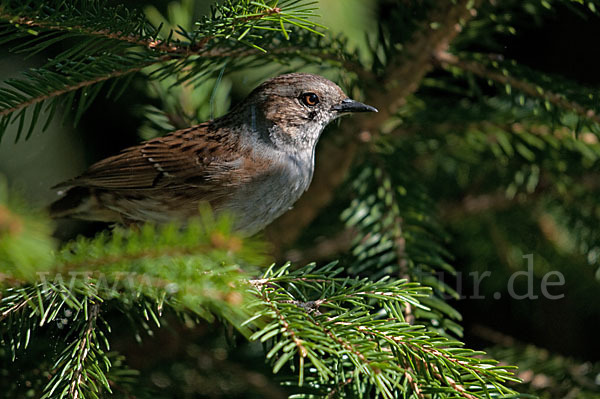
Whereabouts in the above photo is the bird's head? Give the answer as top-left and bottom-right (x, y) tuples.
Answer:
(236, 73), (377, 153)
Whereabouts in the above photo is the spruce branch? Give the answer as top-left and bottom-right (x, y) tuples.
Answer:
(357, 326), (486, 399)
(67, 301), (100, 399)
(434, 51), (600, 125)
(340, 158), (463, 336)
(0, 10), (183, 54)
(0, 0), (321, 55)
(0, 0), (325, 141)
(0, 55), (166, 118)
(0, 207), (267, 398)
(248, 263), (518, 398)
(1, 281), (115, 399)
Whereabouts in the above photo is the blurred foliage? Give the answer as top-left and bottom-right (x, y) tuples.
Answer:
(0, 178), (55, 281)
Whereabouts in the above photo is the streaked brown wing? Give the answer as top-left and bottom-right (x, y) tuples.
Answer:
(55, 123), (241, 191)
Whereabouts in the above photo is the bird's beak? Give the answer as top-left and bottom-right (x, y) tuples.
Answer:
(332, 98), (378, 113)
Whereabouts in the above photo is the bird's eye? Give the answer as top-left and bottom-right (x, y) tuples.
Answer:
(300, 92), (319, 107)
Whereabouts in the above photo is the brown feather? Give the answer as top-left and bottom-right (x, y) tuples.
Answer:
(55, 123), (242, 192)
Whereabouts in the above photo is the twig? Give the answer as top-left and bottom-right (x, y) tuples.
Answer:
(358, 325), (505, 399)
(0, 6), (285, 56)
(326, 377), (353, 398)
(249, 277), (330, 290)
(0, 11), (179, 53)
(0, 296), (29, 321)
(69, 301), (100, 399)
(259, 288), (307, 358)
(0, 55), (173, 118)
(403, 370), (424, 399)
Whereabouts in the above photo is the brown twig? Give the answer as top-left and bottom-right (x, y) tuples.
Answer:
(259, 287), (308, 358)
(0, 12), (181, 53)
(403, 370), (424, 399)
(0, 6), (284, 55)
(0, 296), (29, 321)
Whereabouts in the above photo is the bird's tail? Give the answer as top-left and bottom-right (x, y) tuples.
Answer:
(49, 187), (123, 223)
(48, 187), (93, 218)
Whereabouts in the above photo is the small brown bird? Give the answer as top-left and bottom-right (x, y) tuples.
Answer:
(50, 73), (377, 234)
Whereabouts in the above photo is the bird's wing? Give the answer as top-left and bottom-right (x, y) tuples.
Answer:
(55, 123), (243, 191)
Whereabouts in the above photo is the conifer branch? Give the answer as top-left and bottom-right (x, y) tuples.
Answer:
(1, 11), (187, 54)
(360, 326), (483, 398)
(434, 51), (600, 125)
(374, 160), (409, 277)
(69, 302), (100, 399)
(0, 58), (161, 119)
(0, 0), (325, 140)
(249, 264), (516, 398)
(57, 231), (242, 271)
(0, 5), (289, 55)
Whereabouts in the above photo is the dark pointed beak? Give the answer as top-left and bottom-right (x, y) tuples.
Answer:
(332, 98), (378, 113)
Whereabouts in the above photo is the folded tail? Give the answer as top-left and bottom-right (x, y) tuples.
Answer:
(49, 186), (119, 222)
(49, 187), (91, 218)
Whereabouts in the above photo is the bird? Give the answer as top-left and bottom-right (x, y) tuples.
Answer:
(49, 73), (377, 234)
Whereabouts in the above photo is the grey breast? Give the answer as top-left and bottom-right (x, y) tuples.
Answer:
(227, 150), (314, 234)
